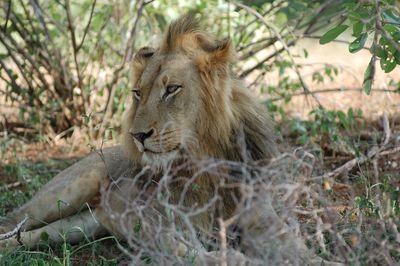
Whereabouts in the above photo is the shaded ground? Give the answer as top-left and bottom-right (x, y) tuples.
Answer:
(0, 115), (399, 264)
(0, 157), (126, 265)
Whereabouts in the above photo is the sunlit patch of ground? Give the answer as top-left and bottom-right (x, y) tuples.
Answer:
(250, 39), (400, 120)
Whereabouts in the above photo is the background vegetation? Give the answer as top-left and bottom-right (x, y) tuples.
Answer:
(0, 0), (399, 265)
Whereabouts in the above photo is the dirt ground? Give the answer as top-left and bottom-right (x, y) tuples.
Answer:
(282, 39), (400, 119)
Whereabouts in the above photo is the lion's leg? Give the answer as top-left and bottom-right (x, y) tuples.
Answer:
(0, 146), (131, 233)
(1, 169), (105, 234)
(0, 210), (107, 249)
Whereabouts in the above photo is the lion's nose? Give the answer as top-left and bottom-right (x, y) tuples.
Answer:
(131, 128), (154, 145)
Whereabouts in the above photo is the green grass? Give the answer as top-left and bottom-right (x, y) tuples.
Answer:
(0, 160), (77, 215)
(0, 159), (124, 265)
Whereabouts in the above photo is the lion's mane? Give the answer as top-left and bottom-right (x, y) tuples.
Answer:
(121, 14), (279, 229)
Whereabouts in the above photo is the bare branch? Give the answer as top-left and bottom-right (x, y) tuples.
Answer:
(64, 0), (83, 90)
(268, 87), (399, 102)
(99, 0), (153, 136)
(381, 113), (391, 146)
(76, 0), (97, 51)
(2, 0), (12, 32)
(239, 40), (296, 78)
(0, 216), (28, 241)
(232, 1), (324, 108)
(309, 113), (396, 182)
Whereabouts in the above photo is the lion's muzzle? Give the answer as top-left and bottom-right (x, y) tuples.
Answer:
(130, 128), (154, 152)
(129, 127), (181, 155)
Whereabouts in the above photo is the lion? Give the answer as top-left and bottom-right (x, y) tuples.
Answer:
(0, 15), (336, 265)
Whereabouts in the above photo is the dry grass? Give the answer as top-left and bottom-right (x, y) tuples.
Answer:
(1, 113), (399, 264)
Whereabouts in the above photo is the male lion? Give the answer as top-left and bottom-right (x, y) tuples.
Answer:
(0, 15), (334, 265)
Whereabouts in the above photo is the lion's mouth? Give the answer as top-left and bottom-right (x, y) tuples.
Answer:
(143, 145), (180, 154)
(131, 134), (181, 155)
(141, 147), (180, 169)
(143, 145), (179, 155)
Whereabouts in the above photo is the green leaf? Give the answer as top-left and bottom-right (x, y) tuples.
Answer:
(352, 21), (364, 37)
(382, 9), (400, 25)
(363, 57), (375, 95)
(40, 231), (49, 242)
(373, 45), (387, 59)
(395, 50), (400, 64)
(303, 48), (308, 58)
(380, 55), (397, 73)
(363, 79), (372, 95)
(0, 53), (8, 60)
(347, 107), (354, 120)
(319, 25), (349, 45)
(383, 24), (400, 35)
(349, 32), (368, 53)
(337, 111), (349, 129)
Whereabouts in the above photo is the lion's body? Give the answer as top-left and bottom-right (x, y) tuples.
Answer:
(0, 15), (334, 265)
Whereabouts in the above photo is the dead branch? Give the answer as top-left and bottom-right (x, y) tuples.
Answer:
(308, 146), (400, 181)
(0, 33), (36, 95)
(218, 218), (228, 266)
(238, 37), (279, 60)
(235, 0), (285, 44)
(268, 87), (399, 102)
(309, 113), (396, 182)
(0, 216), (28, 241)
(64, 0), (86, 112)
(77, 0), (97, 51)
(232, 1), (324, 109)
(381, 113), (391, 146)
(2, 0), (11, 32)
(302, 35), (370, 50)
(0, 179), (32, 192)
(380, 146), (400, 156)
(99, 0), (153, 137)
(238, 40), (296, 78)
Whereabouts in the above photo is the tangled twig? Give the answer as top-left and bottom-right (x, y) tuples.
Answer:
(0, 215), (28, 241)
(308, 113), (396, 182)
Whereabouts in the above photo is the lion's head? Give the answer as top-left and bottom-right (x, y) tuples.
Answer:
(123, 14), (278, 169)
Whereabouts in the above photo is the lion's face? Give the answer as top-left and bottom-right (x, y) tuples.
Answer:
(125, 52), (203, 168)
(123, 15), (239, 169)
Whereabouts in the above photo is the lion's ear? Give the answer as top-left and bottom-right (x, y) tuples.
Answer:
(196, 37), (235, 74)
(132, 46), (156, 82)
(206, 37), (234, 64)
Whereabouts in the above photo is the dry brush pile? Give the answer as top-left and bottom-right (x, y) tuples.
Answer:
(98, 115), (399, 265)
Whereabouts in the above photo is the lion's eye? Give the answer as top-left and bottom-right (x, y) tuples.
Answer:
(132, 89), (141, 100)
(164, 85), (182, 99)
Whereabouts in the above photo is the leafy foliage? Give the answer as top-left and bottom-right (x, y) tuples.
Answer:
(318, 0), (400, 94)
(1, 0), (397, 137)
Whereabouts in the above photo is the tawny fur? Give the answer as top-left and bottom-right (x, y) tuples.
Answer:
(121, 14), (278, 230)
